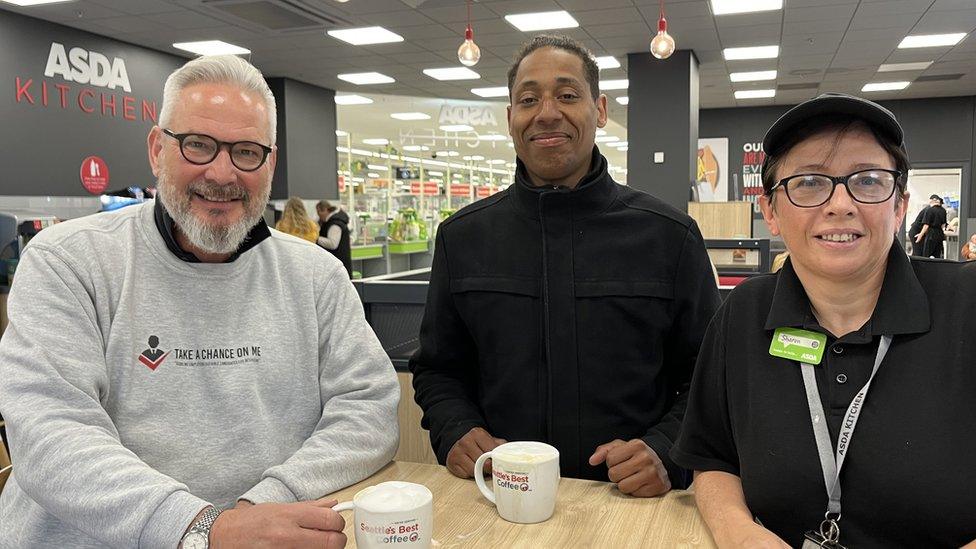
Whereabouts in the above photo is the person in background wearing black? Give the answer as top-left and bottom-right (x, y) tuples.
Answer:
(409, 34), (720, 497)
(316, 200), (352, 277)
(672, 93), (976, 548)
(915, 193), (947, 258)
(907, 201), (930, 256)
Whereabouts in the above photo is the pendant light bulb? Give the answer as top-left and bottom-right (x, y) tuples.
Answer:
(650, 16), (675, 59)
(458, 25), (481, 67)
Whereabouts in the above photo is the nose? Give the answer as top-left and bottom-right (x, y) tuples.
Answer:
(823, 181), (857, 217)
(535, 96), (563, 125)
(204, 146), (238, 184)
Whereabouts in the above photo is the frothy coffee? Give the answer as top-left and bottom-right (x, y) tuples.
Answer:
(356, 481), (433, 513)
(493, 441), (560, 463)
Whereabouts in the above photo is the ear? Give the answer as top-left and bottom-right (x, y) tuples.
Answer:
(147, 126), (163, 178)
(759, 194), (781, 237)
(596, 94), (608, 128)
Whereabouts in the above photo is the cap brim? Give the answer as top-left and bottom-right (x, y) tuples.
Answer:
(762, 94), (904, 158)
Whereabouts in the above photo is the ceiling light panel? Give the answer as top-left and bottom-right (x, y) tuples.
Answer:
(862, 81), (910, 92)
(730, 70), (777, 82)
(338, 72), (394, 85)
(595, 56), (621, 70)
(327, 26), (404, 46)
(334, 95), (373, 105)
(471, 86), (509, 98)
(734, 89), (776, 99)
(424, 67), (481, 81)
(172, 41), (250, 56)
(505, 11), (579, 32)
(711, 0), (782, 16)
(898, 33), (967, 49)
(723, 45), (779, 60)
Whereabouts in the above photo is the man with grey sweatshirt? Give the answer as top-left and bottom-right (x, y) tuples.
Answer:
(0, 55), (399, 548)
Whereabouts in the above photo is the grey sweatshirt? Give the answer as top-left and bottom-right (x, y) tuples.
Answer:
(0, 201), (399, 548)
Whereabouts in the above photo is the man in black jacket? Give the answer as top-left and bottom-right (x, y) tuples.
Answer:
(409, 35), (720, 496)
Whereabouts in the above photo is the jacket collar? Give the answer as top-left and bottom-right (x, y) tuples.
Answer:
(511, 146), (618, 220)
(764, 241), (930, 340)
(153, 198), (271, 263)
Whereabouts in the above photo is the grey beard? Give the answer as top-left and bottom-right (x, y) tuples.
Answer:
(157, 171), (270, 255)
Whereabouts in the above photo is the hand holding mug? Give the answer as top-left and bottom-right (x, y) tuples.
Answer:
(210, 499), (346, 549)
(589, 439), (671, 498)
(446, 427), (506, 478)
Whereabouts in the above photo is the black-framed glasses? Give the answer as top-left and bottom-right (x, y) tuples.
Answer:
(768, 168), (903, 208)
(162, 129), (272, 172)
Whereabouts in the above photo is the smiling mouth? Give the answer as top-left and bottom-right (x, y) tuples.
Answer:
(817, 233), (861, 243)
(530, 133), (571, 146)
(194, 192), (241, 203)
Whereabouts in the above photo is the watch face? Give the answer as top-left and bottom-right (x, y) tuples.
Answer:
(183, 532), (208, 549)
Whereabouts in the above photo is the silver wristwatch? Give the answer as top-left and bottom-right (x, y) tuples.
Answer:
(180, 506), (221, 549)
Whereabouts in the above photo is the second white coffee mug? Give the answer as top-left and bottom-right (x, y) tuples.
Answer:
(474, 441), (560, 524)
(333, 481), (433, 548)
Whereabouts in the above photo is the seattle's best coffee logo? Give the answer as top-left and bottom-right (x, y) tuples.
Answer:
(492, 468), (531, 492)
(361, 520), (421, 544)
(13, 41), (159, 123)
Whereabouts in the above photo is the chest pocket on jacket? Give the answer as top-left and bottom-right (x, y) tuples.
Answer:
(574, 280), (674, 361)
(450, 276), (540, 355)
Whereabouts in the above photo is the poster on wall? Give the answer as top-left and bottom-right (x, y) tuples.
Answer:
(694, 138), (728, 201)
(741, 141), (766, 212)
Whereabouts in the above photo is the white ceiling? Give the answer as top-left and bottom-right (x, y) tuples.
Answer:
(7, 0), (976, 153)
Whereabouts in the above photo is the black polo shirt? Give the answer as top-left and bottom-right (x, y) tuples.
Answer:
(672, 242), (976, 548)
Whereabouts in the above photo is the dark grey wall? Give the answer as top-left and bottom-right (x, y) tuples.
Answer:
(0, 9), (183, 196)
(267, 77), (337, 200)
(626, 50), (699, 212)
(700, 96), (976, 213)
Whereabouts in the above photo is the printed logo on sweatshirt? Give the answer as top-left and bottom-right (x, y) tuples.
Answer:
(138, 335), (170, 371)
(137, 336), (264, 369)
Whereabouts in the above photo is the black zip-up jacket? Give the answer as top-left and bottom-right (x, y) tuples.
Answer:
(409, 150), (721, 485)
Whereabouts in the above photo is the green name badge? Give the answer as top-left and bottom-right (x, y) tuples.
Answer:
(769, 327), (827, 365)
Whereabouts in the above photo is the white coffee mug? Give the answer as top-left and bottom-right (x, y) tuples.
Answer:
(474, 441), (560, 524)
(333, 481), (433, 548)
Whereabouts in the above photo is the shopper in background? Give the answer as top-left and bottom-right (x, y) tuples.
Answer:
(960, 233), (976, 261)
(673, 93), (976, 547)
(0, 55), (399, 549)
(906, 201), (930, 256)
(275, 196), (319, 243)
(316, 200), (352, 277)
(411, 34), (720, 497)
(915, 193), (948, 258)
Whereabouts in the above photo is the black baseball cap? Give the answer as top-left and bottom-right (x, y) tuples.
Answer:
(761, 93), (906, 190)
(930, 194), (943, 203)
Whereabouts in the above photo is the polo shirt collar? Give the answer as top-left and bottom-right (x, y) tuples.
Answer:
(153, 197), (271, 263)
(764, 241), (930, 338)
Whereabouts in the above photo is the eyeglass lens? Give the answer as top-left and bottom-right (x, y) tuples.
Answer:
(180, 134), (266, 170)
(785, 170), (896, 206)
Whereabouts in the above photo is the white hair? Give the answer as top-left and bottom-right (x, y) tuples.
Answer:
(158, 55), (277, 144)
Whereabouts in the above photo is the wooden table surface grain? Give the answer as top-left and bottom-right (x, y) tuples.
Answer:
(325, 461), (716, 548)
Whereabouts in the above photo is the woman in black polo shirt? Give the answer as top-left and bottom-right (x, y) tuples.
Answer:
(672, 94), (976, 548)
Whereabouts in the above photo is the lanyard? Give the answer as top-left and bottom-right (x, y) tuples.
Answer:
(800, 335), (891, 528)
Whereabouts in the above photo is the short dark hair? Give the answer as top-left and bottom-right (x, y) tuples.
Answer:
(507, 34), (600, 102)
(316, 200), (336, 212)
(762, 114), (911, 195)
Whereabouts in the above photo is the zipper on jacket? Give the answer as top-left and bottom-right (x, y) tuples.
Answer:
(537, 187), (567, 442)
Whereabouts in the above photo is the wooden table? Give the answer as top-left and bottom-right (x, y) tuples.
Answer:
(326, 461), (716, 548)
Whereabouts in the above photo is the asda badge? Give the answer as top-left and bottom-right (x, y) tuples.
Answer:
(769, 327), (826, 365)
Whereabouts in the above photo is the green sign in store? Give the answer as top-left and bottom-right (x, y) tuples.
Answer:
(768, 327), (826, 365)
